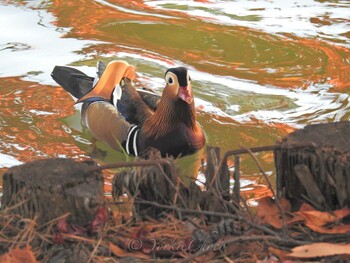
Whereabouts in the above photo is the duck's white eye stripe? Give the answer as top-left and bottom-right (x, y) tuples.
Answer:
(165, 72), (177, 86)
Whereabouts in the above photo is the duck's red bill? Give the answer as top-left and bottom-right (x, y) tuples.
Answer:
(178, 86), (193, 104)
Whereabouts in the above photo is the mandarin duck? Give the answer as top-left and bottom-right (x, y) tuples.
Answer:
(51, 60), (205, 157)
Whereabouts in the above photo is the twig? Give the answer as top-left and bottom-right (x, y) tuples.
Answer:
(0, 214), (18, 235)
(135, 199), (240, 219)
(3, 199), (29, 214)
(240, 145), (288, 237)
(239, 146), (275, 198)
(87, 159), (172, 173)
(155, 163), (189, 209)
(221, 143), (315, 161)
(61, 233), (106, 245)
(204, 183), (279, 237)
(134, 200), (279, 237)
(10, 217), (37, 250)
(233, 155), (240, 204)
(207, 147), (220, 187)
(180, 235), (310, 263)
(37, 213), (71, 230)
(87, 215), (113, 263)
(87, 233), (104, 263)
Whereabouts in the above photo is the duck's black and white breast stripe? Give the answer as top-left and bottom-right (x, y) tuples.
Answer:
(123, 125), (139, 156)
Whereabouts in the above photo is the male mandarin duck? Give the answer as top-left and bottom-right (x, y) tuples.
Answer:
(51, 60), (205, 158)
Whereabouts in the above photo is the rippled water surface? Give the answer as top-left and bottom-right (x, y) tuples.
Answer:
(0, 0), (349, 197)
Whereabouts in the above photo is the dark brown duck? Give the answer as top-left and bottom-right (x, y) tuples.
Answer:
(51, 60), (205, 158)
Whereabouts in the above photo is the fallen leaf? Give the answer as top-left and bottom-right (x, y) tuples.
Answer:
(132, 224), (153, 239)
(0, 246), (38, 263)
(294, 207), (350, 234)
(269, 246), (290, 261)
(89, 206), (109, 232)
(54, 215), (88, 237)
(256, 196), (291, 228)
(56, 217), (69, 233)
(288, 243), (350, 258)
(286, 202), (316, 225)
(52, 232), (65, 244)
(304, 222), (350, 234)
(303, 207), (350, 225)
(109, 242), (151, 260)
(299, 202), (315, 212)
(297, 210), (336, 227)
(109, 242), (133, 257)
(334, 208), (350, 219)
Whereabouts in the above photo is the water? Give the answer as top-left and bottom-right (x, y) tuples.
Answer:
(0, 0), (349, 197)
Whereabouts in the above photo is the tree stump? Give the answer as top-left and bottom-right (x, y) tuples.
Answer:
(274, 121), (350, 211)
(1, 158), (104, 226)
(112, 149), (230, 222)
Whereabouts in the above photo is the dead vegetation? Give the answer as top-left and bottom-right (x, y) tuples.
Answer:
(1, 145), (350, 262)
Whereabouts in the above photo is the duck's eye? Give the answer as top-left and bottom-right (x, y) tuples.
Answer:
(188, 76), (191, 81)
(168, 77), (174, 84)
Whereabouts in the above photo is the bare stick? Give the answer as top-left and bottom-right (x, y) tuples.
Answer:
(240, 145), (288, 236)
(87, 159), (172, 173)
(134, 200), (278, 236)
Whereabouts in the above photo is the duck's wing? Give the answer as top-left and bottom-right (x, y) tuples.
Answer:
(82, 101), (131, 152)
(97, 61), (160, 111)
(111, 78), (153, 125)
(136, 87), (160, 111)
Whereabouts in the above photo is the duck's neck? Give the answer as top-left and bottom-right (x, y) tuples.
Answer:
(143, 95), (197, 139)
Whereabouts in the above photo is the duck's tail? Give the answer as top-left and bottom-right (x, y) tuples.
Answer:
(51, 66), (94, 100)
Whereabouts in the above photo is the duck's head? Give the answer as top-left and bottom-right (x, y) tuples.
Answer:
(143, 66), (200, 139)
(163, 67), (193, 104)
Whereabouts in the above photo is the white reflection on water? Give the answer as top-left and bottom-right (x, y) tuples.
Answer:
(111, 51), (350, 128)
(0, 1), (349, 173)
(0, 153), (23, 168)
(0, 4), (100, 84)
(145, 0), (350, 47)
(1, 2), (348, 130)
(95, 0), (176, 19)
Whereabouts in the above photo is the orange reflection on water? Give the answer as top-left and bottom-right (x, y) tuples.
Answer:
(0, 77), (86, 164)
(241, 184), (273, 203)
(246, 34), (350, 89)
(49, 0), (350, 92)
(3, 1), (348, 200)
(50, 0), (181, 40)
(0, 76), (118, 194)
(270, 123), (296, 135)
(296, 38), (350, 90)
